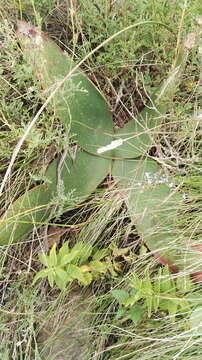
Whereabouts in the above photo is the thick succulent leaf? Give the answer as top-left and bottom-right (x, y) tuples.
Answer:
(113, 34), (195, 158)
(113, 158), (202, 275)
(16, 21), (114, 156)
(113, 117), (153, 158)
(0, 161), (57, 246)
(59, 148), (111, 199)
(0, 149), (110, 245)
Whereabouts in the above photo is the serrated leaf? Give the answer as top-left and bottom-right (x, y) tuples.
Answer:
(111, 289), (130, 305)
(111, 245), (130, 257)
(153, 296), (159, 313)
(161, 277), (172, 293)
(162, 266), (170, 277)
(159, 298), (179, 321)
(139, 245), (148, 255)
(161, 267), (176, 293)
(129, 307), (143, 324)
(143, 269), (153, 294)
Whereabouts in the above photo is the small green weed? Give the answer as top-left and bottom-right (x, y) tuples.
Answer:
(33, 241), (116, 289)
(112, 266), (192, 324)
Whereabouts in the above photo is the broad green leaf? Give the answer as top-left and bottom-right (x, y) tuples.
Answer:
(38, 252), (49, 267)
(48, 270), (55, 287)
(48, 243), (57, 267)
(113, 158), (202, 274)
(178, 299), (191, 312)
(124, 293), (141, 307)
(161, 277), (172, 293)
(111, 289), (130, 305)
(115, 307), (126, 320)
(89, 260), (108, 273)
(65, 264), (86, 283)
(130, 273), (143, 291)
(113, 117), (153, 158)
(161, 299), (177, 322)
(16, 21), (114, 156)
(129, 307), (143, 324)
(55, 268), (69, 290)
(59, 249), (80, 266)
(60, 149), (111, 200)
(0, 160), (57, 246)
(79, 272), (93, 286)
(189, 307), (202, 335)
(0, 148), (110, 246)
(176, 275), (192, 293)
(161, 267), (175, 293)
(92, 248), (109, 261)
(57, 242), (70, 263)
(71, 241), (93, 264)
(32, 269), (50, 285)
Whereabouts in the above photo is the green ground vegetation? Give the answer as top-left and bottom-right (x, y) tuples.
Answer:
(0, 1), (202, 359)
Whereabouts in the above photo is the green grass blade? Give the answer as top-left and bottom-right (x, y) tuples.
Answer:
(113, 33), (195, 158)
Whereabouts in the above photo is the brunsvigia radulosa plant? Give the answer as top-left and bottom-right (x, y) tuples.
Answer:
(0, 20), (201, 282)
